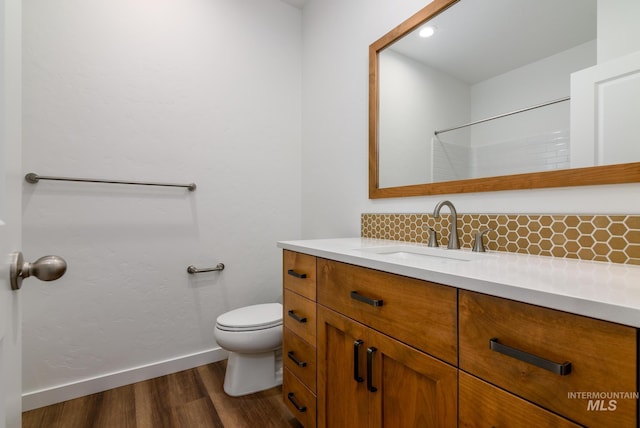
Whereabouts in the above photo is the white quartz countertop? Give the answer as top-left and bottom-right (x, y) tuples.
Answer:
(277, 238), (640, 328)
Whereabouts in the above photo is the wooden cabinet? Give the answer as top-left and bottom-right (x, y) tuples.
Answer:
(317, 306), (457, 428)
(283, 328), (316, 391)
(284, 289), (316, 345)
(282, 250), (317, 427)
(284, 250), (317, 300)
(316, 258), (457, 365)
(316, 259), (458, 427)
(316, 306), (369, 428)
(282, 250), (639, 427)
(284, 369), (317, 428)
(459, 290), (637, 427)
(459, 372), (582, 427)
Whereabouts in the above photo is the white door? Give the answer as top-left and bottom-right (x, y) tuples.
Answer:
(1, 0), (23, 425)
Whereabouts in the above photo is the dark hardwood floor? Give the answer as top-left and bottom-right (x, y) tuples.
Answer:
(23, 360), (302, 428)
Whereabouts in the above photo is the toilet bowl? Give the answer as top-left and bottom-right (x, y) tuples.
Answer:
(214, 302), (283, 396)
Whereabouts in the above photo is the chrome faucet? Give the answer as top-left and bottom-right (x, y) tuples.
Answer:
(433, 200), (459, 250)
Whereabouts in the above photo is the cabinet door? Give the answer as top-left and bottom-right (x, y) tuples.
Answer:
(459, 290), (637, 427)
(317, 259), (457, 364)
(317, 306), (369, 428)
(459, 372), (582, 428)
(367, 329), (457, 428)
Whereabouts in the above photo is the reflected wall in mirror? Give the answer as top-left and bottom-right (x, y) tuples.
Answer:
(369, 0), (640, 198)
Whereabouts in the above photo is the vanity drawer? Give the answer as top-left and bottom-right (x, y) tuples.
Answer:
(459, 372), (582, 428)
(283, 250), (317, 301)
(283, 327), (317, 392)
(284, 368), (317, 428)
(284, 289), (317, 345)
(459, 290), (637, 427)
(317, 258), (457, 365)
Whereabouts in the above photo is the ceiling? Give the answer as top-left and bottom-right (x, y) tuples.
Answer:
(388, 0), (597, 84)
(280, 0), (307, 9)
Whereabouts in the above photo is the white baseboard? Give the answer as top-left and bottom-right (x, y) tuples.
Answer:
(22, 347), (229, 412)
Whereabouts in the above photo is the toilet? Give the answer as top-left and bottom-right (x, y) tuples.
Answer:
(214, 303), (283, 396)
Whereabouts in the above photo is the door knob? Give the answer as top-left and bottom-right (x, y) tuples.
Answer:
(10, 251), (67, 290)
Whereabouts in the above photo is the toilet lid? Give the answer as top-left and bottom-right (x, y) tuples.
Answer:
(216, 303), (283, 331)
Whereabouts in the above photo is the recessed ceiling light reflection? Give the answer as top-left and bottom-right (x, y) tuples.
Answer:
(419, 26), (436, 38)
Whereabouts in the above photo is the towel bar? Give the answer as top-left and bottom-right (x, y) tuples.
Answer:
(25, 172), (196, 191)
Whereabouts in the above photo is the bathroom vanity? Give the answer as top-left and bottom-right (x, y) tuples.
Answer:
(279, 238), (639, 427)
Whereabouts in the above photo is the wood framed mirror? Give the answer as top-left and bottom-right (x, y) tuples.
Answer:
(369, 0), (640, 199)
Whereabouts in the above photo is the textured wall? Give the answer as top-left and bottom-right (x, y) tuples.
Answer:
(22, 0), (302, 405)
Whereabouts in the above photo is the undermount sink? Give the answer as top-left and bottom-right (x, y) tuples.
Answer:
(356, 245), (482, 263)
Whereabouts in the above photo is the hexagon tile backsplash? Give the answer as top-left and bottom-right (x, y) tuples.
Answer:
(361, 213), (640, 265)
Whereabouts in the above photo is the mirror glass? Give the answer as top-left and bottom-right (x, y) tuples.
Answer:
(377, 0), (597, 188)
(369, 0), (640, 197)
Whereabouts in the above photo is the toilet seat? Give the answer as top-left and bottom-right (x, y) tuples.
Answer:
(216, 303), (282, 332)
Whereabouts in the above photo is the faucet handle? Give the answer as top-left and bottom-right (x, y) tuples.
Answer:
(473, 228), (493, 252)
(427, 228), (438, 247)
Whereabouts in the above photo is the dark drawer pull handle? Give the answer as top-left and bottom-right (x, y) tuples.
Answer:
(489, 338), (572, 376)
(350, 291), (383, 307)
(287, 310), (307, 323)
(287, 269), (307, 279)
(367, 347), (378, 392)
(353, 340), (364, 383)
(287, 392), (307, 413)
(287, 351), (307, 368)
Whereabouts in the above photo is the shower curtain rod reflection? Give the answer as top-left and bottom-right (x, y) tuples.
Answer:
(434, 96), (570, 135)
(25, 172), (197, 191)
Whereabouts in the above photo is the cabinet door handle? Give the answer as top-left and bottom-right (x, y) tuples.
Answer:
(366, 347), (378, 392)
(353, 340), (364, 383)
(350, 291), (383, 307)
(287, 310), (307, 323)
(287, 269), (307, 279)
(287, 392), (307, 413)
(489, 338), (572, 376)
(287, 351), (307, 368)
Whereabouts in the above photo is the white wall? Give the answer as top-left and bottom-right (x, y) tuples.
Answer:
(301, 0), (640, 240)
(22, 0), (302, 408)
(597, 0), (640, 63)
(379, 49), (469, 187)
